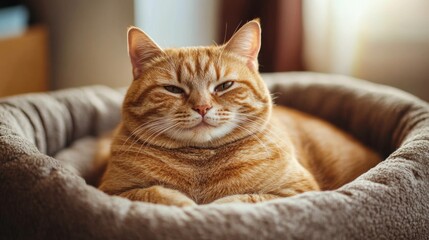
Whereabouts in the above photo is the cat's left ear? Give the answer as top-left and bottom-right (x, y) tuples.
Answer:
(128, 26), (164, 80)
(224, 19), (261, 70)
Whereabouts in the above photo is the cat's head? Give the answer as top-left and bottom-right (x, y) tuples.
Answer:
(122, 19), (272, 148)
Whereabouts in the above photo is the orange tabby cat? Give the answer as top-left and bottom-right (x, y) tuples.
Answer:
(98, 20), (380, 206)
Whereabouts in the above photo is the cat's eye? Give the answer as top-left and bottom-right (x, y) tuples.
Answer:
(164, 85), (185, 94)
(214, 81), (234, 92)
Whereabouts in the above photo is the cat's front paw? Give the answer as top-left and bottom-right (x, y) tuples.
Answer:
(118, 186), (197, 207)
(211, 194), (255, 204)
(211, 194), (280, 204)
(164, 197), (197, 207)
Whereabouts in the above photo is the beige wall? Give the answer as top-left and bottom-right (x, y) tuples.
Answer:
(134, 0), (219, 48)
(30, 0), (220, 90)
(355, 1), (429, 101)
(31, 0), (134, 89)
(304, 0), (429, 101)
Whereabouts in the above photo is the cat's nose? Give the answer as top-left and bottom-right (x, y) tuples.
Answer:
(192, 105), (212, 117)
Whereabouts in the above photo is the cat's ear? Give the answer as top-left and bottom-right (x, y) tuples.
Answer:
(224, 19), (261, 70)
(127, 26), (164, 80)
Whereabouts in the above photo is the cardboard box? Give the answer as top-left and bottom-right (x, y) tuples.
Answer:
(0, 25), (49, 97)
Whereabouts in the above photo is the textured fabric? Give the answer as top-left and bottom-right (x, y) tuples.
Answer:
(0, 72), (428, 240)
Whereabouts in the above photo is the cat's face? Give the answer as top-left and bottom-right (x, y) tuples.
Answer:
(123, 20), (271, 148)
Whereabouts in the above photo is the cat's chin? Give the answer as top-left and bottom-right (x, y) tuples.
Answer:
(166, 123), (237, 147)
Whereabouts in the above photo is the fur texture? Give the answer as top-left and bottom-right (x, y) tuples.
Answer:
(98, 20), (381, 206)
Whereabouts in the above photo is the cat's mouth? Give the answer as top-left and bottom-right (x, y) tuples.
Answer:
(165, 117), (236, 145)
(189, 121), (215, 130)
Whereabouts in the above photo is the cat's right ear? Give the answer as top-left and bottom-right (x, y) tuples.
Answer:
(127, 27), (164, 80)
(224, 19), (261, 70)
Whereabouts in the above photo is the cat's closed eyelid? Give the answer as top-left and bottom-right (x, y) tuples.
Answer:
(163, 85), (187, 95)
(212, 80), (237, 94)
(214, 81), (234, 92)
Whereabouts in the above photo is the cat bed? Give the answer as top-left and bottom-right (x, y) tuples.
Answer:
(0, 72), (428, 239)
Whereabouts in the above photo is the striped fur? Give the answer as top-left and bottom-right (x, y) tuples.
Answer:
(99, 20), (381, 206)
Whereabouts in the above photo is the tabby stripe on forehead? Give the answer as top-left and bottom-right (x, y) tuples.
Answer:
(203, 57), (212, 74)
(194, 52), (202, 76)
(184, 61), (194, 74)
(178, 51), (184, 59)
(215, 64), (221, 80)
(202, 50), (212, 75)
(176, 64), (182, 83)
(205, 48), (214, 59)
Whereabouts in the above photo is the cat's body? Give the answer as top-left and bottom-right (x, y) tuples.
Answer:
(98, 20), (380, 206)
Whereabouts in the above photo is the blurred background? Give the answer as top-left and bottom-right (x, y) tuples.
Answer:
(0, 0), (428, 101)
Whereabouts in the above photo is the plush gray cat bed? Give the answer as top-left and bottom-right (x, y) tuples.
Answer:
(0, 72), (428, 239)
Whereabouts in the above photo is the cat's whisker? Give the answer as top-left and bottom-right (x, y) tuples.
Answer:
(131, 122), (180, 161)
(234, 124), (270, 156)
(232, 20), (243, 36)
(125, 118), (173, 151)
(122, 107), (191, 152)
(233, 114), (292, 152)
(236, 119), (293, 158)
(117, 118), (162, 155)
(234, 114), (287, 142)
(125, 126), (163, 155)
(234, 124), (286, 159)
(140, 122), (170, 146)
(270, 92), (282, 101)
(223, 23), (228, 44)
(150, 123), (182, 149)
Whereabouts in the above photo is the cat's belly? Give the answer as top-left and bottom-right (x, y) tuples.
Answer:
(179, 159), (288, 204)
(136, 143), (296, 204)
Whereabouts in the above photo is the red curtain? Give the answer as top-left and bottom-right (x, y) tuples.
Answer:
(219, 0), (304, 72)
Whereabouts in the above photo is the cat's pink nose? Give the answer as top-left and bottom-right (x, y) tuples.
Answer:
(192, 105), (212, 116)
